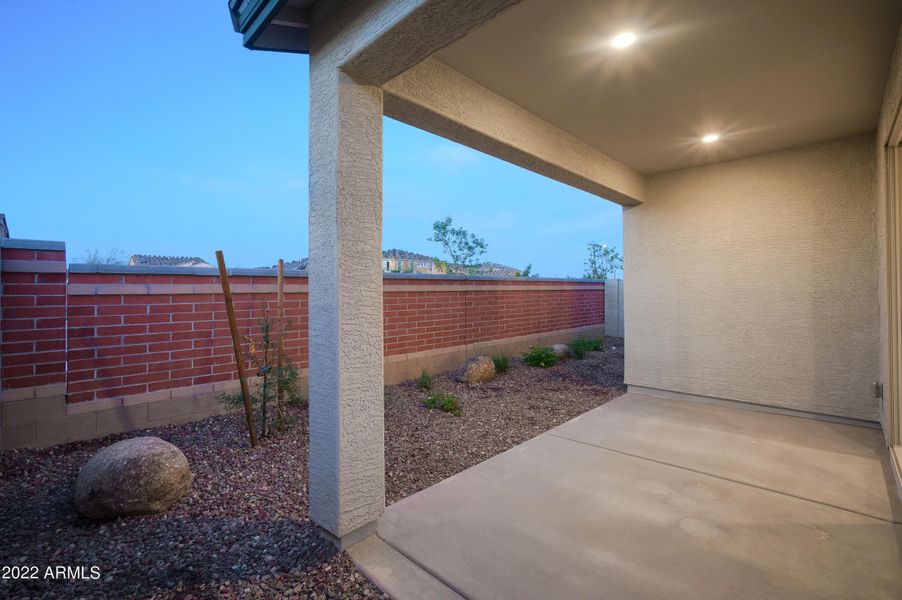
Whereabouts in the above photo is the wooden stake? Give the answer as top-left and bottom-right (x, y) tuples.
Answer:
(216, 250), (258, 448)
(276, 258), (286, 424)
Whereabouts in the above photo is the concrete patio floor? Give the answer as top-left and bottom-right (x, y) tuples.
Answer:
(349, 392), (902, 599)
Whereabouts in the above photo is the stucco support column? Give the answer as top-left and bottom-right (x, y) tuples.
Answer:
(302, 0), (521, 550)
(308, 53), (384, 547)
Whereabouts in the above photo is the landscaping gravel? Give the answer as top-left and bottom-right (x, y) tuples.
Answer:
(384, 340), (625, 504)
(0, 338), (624, 599)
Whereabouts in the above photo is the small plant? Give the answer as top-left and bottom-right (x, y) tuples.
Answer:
(492, 354), (510, 373)
(424, 391), (462, 417)
(522, 345), (559, 368)
(417, 368), (433, 390)
(568, 336), (605, 359)
(219, 314), (304, 437)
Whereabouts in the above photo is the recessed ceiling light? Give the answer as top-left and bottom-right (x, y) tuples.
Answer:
(701, 133), (720, 143)
(611, 32), (637, 49)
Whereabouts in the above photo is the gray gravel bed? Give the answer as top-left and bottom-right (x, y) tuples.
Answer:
(0, 338), (624, 599)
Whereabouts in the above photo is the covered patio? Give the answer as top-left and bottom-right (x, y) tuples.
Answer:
(351, 392), (902, 599)
(228, 0), (902, 595)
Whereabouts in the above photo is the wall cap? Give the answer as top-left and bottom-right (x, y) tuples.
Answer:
(64, 263), (605, 284)
(382, 272), (604, 283)
(0, 238), (66, 251)
(68, 263), (309, 277)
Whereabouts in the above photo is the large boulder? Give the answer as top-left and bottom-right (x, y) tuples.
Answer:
(74, 437), (193, 520)
(455, 355), (496, 385)
(551, 344), (571, 360)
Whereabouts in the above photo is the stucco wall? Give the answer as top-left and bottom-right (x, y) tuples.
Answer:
(624, 135), (879, 421)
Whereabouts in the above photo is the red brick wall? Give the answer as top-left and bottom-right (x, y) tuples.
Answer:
(0, 245), (67, 388)
(383, 279), (605, 356)
(65, 272), (308, 403)
(0, 246), (603, 404)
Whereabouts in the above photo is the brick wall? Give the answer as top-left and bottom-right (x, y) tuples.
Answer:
(0, 240), (67, 389)
(383, 278), (605, 356)
(65, 271), (308, 403)
(0, 240), (604, 406)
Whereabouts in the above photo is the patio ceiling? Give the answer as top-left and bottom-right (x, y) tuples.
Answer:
(434, 0), (902, 174)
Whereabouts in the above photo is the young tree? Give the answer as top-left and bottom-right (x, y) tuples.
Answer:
(428, 216), (487, 268)
(516, 263), (538, 277)
(584, 243), (623, 279)
(219, 313), (304, 438)
(432, 257), (451, 274)
(79, 249), (125, 265)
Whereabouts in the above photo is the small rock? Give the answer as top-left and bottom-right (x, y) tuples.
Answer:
(455, 355), (496, 384)
(74, 437), (193, 520)
(551, 344), (571, 359)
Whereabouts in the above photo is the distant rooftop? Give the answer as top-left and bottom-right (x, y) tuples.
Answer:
(129, 255), (213, 267)
(473, 262), (521, 277)
(258, 251), (524, 277)
(271, 258), (308, 271)
(383, 248), (434, 262)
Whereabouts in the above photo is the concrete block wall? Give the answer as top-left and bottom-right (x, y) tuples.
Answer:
(0, 378), (256, 449)
(0, 240), (605, 448)
(604, 279), (624, 338)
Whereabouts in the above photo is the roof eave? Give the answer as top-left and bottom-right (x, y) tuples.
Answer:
(229, 0), (311, 54)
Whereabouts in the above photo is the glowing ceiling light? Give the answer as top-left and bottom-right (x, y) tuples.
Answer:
(701, 133), (720, 143)
(611, 32), (637, 49)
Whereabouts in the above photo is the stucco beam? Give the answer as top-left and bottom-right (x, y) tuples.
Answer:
(338, 0), (521, 86)
(383, 58), (646, 206)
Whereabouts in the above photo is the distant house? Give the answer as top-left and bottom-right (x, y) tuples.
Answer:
(129, 255), (214, 268)
(472, 262), (521, 277)
(382, 249), (438, 273)
(439, 261), (521, 276)
(258, 252), (520, 276)
(384, 251), (522, 276)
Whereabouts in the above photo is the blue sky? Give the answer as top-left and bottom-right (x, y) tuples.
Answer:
(1, 2), (622, 277)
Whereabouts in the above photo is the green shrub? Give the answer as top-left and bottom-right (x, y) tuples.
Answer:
(416, 368), (433, 390)
(492, 354), (510, 374)
(424, 391), (462, 417)
(522, 345), (559, 368)
(569, 336), (605, 359)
